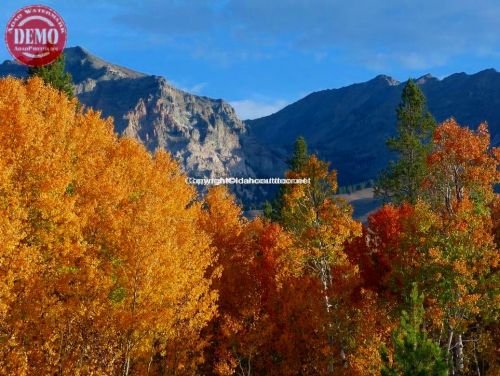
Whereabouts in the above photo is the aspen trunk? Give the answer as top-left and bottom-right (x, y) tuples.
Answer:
(456, 334), (464, 375)
(447, 329), (455, 375)
(123, 345), (131, 376)
(319, 259), (334, 374)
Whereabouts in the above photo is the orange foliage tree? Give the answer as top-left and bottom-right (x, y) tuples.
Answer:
(200, 187), (313, 375)
(0, 77), (217, 375)
(419, 119), (499, 374)
(349, 119), (499, 375)
(199, 186), (293, 375)
(346, 203), (417, 300)
(278, 155), (389, 374)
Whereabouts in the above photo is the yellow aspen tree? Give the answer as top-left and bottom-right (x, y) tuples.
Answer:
(0, 77), (217, 375)
(280, 155), (362, 373)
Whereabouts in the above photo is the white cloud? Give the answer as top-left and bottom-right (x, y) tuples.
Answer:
(230, 98), (289, 120)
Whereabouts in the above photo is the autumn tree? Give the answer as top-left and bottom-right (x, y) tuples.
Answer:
(350, 118), (498, 375)
(279, 153), (362, 372)
(0, 77), (106, 374)
(424, 119), (498, 214)
(198, 186), (253, 375)
(418, 119), (499, 375)
(364, 119), (498, 374)
(346, 203), (418, 300)
(0, 77), (217, 375)
(82, 142), (217, 375)
(200, 186), (297, 375)
(376, 80), (436, 204)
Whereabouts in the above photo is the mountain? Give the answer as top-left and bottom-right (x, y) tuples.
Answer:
(2, 47), (500, 212)
(0, 46), (262, 202)
(246, 69), (500, 187)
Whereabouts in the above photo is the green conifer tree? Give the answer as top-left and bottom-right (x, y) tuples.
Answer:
(289, 136), (308, 171)
(264, 136), (309, 221)
(381, 284), (448, 376)
(28, 54), (74, 98)
(375, 80), (436, 204)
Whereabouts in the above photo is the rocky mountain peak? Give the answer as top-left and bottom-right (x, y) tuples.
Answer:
(65, 46), (146, 83)
(0, 46), (258, 204)
(416, 73), (436, 85)
(372, 74), (400, 86)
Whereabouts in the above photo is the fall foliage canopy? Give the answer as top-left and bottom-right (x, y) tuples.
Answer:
(0, 77), (217, 375)
(0, 77), (498, 375)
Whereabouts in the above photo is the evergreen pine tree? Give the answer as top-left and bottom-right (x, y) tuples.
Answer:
(381, 284), (448, 376)
(289, 136), (308, 171)
(28, 54), (74, 98)
(375, 80), (436, 204)
(264, 136), (309, 221)
(262, 200), (274, 218)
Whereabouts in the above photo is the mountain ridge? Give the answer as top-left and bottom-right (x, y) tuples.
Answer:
(1, 47), (499, 209)
(0, 46), (262, 204)
(246, 67), (500, 187)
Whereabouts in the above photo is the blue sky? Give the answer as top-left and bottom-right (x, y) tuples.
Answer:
(2, 0), (500, 119)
